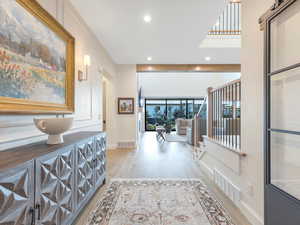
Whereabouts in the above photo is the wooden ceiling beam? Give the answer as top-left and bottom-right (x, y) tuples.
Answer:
(136, 64), (241, 73)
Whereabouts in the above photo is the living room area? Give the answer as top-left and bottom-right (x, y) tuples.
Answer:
(137, 70), (240, 145)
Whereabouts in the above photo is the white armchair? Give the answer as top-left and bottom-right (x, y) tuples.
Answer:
(175, 118), (192, 135)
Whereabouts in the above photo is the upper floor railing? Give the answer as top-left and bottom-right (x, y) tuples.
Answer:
(208, 1), (241, 36)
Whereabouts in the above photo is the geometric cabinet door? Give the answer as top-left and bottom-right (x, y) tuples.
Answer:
(35, 147), (74, 225)
(0, 160), (35, 225)
(94, 135), (106, 189)
(75, 138), (94, 210)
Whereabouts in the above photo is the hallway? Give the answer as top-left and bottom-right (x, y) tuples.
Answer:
(75, 132), (251, 225)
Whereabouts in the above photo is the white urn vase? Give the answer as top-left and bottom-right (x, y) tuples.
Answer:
(34, 117), (74, 145)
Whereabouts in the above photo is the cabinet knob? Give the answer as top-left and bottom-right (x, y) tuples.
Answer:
(35, 204), (41, 220)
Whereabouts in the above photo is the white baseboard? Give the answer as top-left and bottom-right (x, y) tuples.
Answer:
(198, 160), (214, 181)
(117, 140), (136, 149)
(107, 144), (117, 150)
(240, 200), (264, 225)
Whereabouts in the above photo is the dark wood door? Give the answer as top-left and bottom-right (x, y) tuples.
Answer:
(94, 135), (106, 189)
(35, 147), (74, 225)
(0, 161), (35, 225)
(75, 138), (94, 209)
(263, 1), (300, 224)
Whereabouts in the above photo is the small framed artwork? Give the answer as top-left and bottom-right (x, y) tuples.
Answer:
(118, 98), (134, 114)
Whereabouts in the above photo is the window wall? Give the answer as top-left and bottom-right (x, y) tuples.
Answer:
(145, 98), (204, 131)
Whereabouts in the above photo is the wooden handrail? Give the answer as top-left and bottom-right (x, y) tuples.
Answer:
(210, 79), (241, 93)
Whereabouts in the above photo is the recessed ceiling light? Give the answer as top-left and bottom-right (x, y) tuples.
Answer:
(147, 56), (152, 61)
(144, 15), (152, 23)
(205, 56), (211, 61)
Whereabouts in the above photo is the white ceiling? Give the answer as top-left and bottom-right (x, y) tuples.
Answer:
(70, 0), (240, 64)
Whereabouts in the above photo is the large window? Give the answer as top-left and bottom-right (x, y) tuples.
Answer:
(145, 98), (204, 131)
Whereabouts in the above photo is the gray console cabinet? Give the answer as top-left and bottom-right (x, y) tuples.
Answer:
(0, 132), (106, 225)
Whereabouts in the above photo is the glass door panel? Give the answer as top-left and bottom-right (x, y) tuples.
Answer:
(145, 100), (166, 131)
(270, 67), (300, 131)
(271, 131), (300, 201)
(180, 99), (188, 118)
(194, 99), (203, 114)
(166, 100), (183, 131)
(270, 0), (300, 72)
(187, 100), (194, 119)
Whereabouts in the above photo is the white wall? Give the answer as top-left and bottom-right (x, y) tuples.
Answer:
(114, 65), (138, 148)
(240, 0), (272, 223)
(138, 72), (240, 98)
(0, 0), (117, 150)
(198, 1), (274, 225)
(101, 65), (138, 149)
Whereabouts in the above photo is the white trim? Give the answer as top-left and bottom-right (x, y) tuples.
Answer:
(0, 118), (93, 129)
(198, 160), (214, 181)
(240, 200), (264, 225)
(117, 140), (136, 149)
(202, 137), (241, 175)
(0, 123), (102, 151)
(107, 144), (118, 150)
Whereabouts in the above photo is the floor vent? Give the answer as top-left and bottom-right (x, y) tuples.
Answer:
(117, 141), (136, 149)
(213, 168), (240, 206)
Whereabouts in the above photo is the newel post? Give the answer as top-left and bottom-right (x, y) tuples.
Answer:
(207, 87), (213, 138)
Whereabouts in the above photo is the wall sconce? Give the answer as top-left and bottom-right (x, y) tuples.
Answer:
(78, 70), (84, 81)
(78, 55), (90, 82)
(84, 54), (91, 78)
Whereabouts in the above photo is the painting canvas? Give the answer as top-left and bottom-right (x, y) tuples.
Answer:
(0, 0), (74, 113)
(118, 98), (134, 114)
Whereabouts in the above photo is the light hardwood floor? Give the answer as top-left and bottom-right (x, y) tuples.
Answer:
(74, 132), (251, 225)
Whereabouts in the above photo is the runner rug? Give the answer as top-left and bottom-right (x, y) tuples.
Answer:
(86, 179), (236, 225)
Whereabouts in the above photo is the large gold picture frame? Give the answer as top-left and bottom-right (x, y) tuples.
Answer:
(0, 0), (75, 114)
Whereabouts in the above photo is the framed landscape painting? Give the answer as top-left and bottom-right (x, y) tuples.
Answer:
(118, 98), (134, 114)
(0, 0), (75, 113)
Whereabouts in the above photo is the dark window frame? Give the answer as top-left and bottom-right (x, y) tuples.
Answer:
(144, 98), (204, 131)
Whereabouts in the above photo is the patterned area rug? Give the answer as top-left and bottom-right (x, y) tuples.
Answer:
(86, 179), (235, 225)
